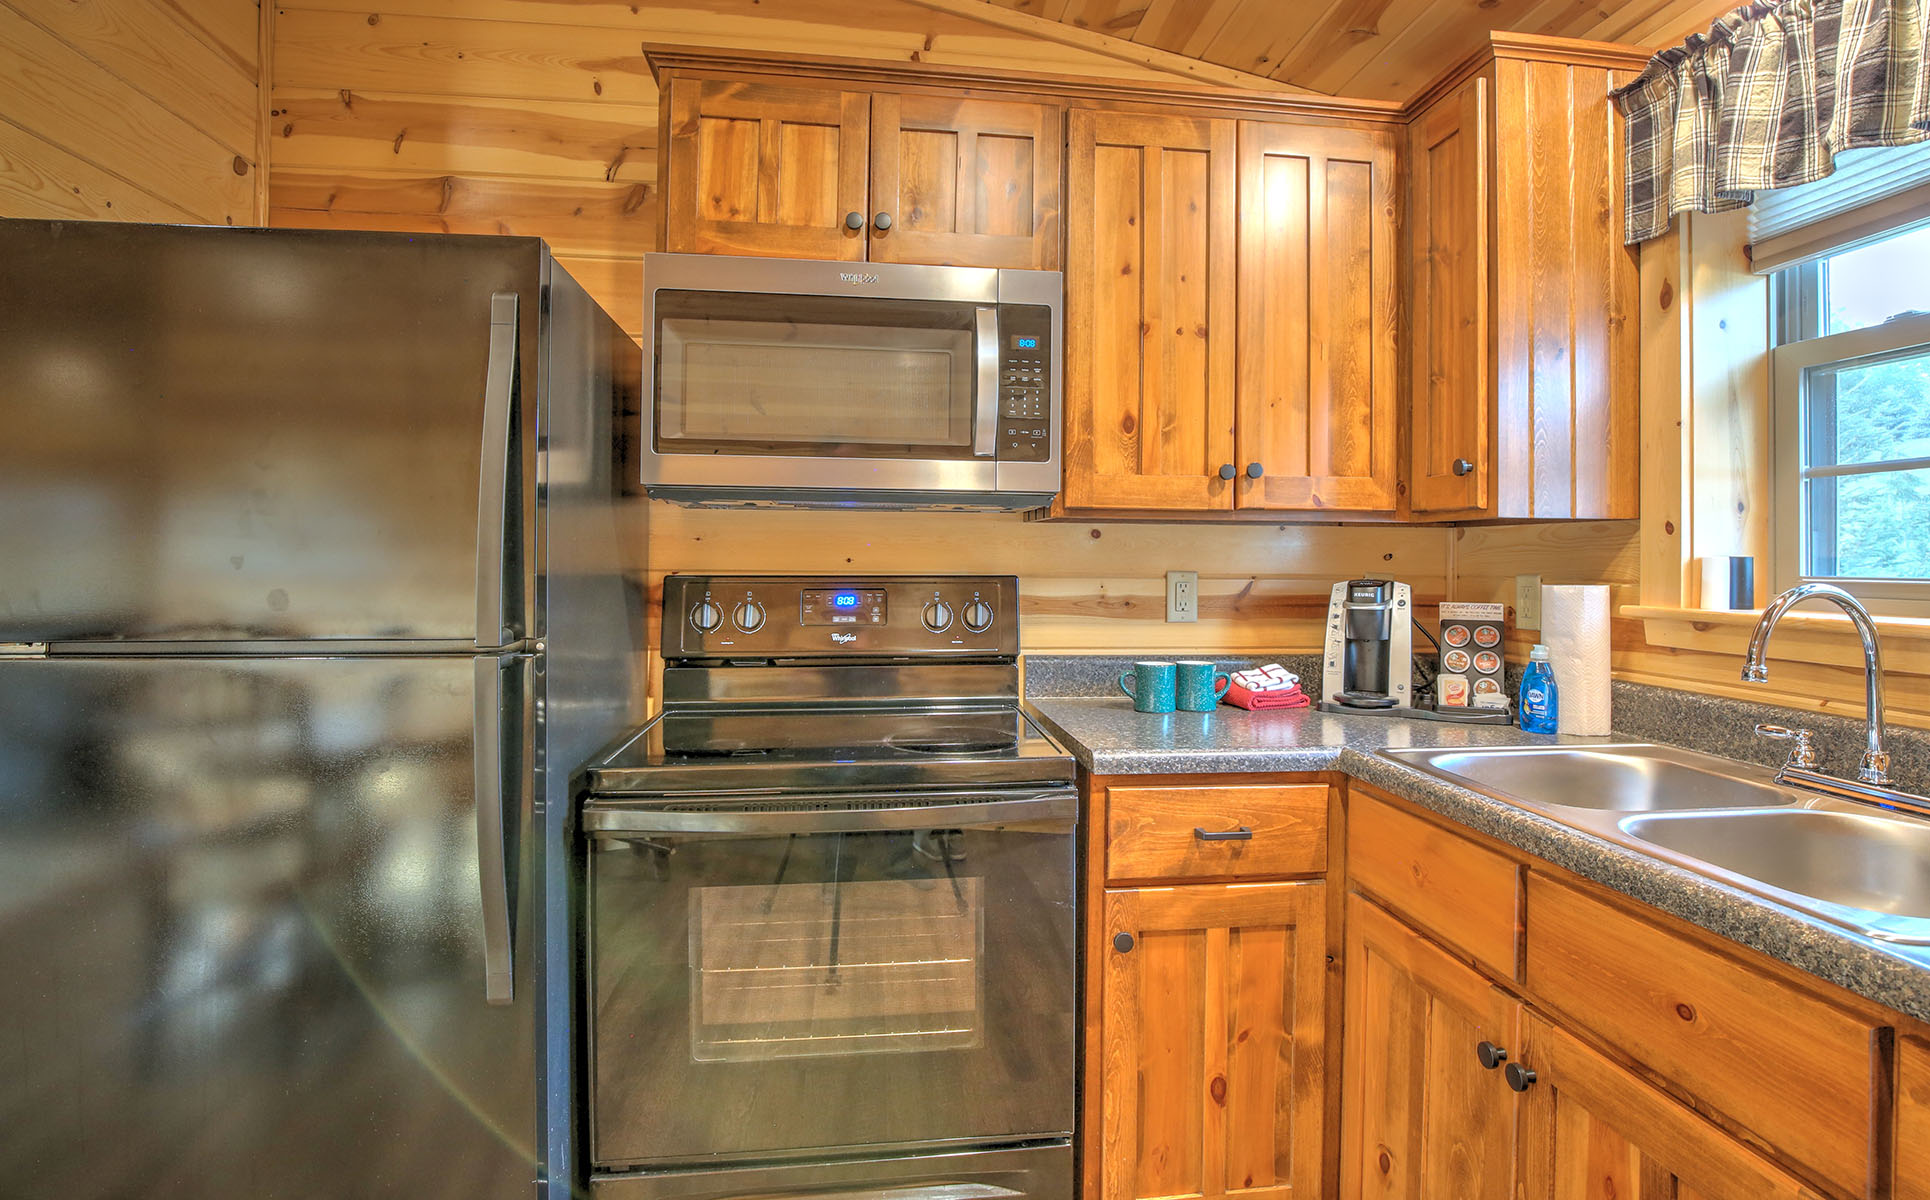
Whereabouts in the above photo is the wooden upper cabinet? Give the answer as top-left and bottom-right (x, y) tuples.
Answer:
(1407, 80), (1490, 515)
(1101, 881), (1327, 1200)
(868, 94), (1062, 269)
(664, 78), (869, 260)
(1340, 895), (1520, 1200)
(1406, 41), (1645, 520)
(1515, 1013), (1823, 1200)
(1065, 110), (1237, 510)
(1236, 121), (1399, 512)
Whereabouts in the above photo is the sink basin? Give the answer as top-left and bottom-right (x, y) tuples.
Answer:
(1381, 744), (1802, 812)
(1624, 808), (1930, 941)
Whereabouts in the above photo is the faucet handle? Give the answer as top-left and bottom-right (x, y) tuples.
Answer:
(1755, 723), (1820, 769)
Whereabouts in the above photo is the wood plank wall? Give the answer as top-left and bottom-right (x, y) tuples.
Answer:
(263, 0), (1190, 339)
(0, 0), (261, 224)
(643, 506), (1452, 679)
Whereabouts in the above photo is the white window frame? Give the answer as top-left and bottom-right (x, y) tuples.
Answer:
(1771, 283), (1930, 615)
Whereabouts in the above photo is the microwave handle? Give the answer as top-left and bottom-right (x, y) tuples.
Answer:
(974, 305), (999, 457)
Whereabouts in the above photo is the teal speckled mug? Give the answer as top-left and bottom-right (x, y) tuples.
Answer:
(1117, 661), (1177, 713)
(1175, 661), (1231, 711)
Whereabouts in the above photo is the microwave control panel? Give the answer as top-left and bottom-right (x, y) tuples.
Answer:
(996, 303), (1053, 462)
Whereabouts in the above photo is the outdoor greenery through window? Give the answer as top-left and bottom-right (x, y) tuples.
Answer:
(1773, 221), (1930, 610)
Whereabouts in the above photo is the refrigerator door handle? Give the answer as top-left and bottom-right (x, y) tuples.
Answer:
(477, 292), (519, 649)
(475, 653), (519, 1005)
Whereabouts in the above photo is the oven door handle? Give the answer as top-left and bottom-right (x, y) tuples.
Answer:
(974, 305), (1000, 457)
(583, 789), (1075, 836)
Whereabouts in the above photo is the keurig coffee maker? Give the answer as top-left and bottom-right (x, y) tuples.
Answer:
(1319, 579), (1413, 710)
(1316, 579), (1511, 723)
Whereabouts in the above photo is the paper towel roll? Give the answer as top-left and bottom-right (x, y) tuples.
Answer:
(1542, 584), (1612, 736)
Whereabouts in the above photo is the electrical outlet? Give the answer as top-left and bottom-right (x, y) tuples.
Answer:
(1515, 574), (1543, 631)
(1166, 571), (1198, 623)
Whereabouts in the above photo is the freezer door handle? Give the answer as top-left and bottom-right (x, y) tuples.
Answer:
(475, 653), (519, 1005)
(476, 292), (519, 649)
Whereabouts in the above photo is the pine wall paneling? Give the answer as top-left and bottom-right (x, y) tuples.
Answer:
(264, 0), (1194, 338)
(0, 0), (261, 224)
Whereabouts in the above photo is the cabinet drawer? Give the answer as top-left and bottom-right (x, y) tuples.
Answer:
(1105, 784), (1326, 883)
(1526, 875), (1879, 1199)
(1347, 792), (1520, 979)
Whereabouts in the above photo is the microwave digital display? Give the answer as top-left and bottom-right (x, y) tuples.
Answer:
(1011, 335), (1040, 350)
(801, 588), (887, 625)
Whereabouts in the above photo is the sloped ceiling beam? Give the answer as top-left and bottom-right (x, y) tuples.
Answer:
(896, 0), (1321, 92)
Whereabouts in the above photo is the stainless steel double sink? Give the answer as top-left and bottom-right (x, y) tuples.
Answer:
(1381, 743), (1930, 945)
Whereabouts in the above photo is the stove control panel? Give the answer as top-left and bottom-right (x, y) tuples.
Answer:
(663, 575), (1019, 660)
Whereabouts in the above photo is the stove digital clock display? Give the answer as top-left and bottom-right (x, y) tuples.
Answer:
(801, 588), (887, 625)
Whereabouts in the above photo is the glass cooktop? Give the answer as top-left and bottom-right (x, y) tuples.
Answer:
(585, 703), (1075, 795)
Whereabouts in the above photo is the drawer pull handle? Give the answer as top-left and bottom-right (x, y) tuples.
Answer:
(1476, 1041), (1507, 1070)
(1113, 931), (1136, 953)
(1194, 826), (1253, 842)
(1504, 1063), (1537, 1092)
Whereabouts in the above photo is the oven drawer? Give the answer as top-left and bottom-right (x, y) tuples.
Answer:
(1105, 783), (1329, 883)
(591, 1143), (1072, 1200)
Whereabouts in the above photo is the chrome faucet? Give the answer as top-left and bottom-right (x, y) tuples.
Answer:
(1743, 582), (1891, 784)
(1741, 583), (1930, 815)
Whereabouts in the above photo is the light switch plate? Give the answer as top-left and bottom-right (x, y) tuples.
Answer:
(1166, 571), (1198, 622)
(1515, 574), (1543, 630)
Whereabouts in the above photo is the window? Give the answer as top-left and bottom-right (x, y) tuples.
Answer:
(1773, 221), (1930, 612)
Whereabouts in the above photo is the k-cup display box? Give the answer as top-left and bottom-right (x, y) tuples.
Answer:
(1436, 602), (1509, 710)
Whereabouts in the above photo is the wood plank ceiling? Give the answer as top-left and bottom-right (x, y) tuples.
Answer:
(980, 0), (1742, 99)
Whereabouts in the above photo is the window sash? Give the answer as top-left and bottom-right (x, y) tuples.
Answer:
(1771, 311), (1930, 611)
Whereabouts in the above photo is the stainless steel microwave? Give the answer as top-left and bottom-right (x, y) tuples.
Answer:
(640, 253), (1062, 510)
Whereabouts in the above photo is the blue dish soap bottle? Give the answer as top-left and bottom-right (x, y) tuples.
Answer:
(1519, 644), (1560, 733)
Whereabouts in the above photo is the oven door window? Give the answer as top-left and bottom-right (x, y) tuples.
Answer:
(692, 867), (982, 1061)
(588, 817), (1074, 1168)
(654, 291), (983, 460)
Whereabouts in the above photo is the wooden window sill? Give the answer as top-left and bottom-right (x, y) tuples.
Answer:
(1622, 605), (1930, 675)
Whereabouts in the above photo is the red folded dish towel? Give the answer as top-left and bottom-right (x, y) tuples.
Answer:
(1225, 680), (1311, 710)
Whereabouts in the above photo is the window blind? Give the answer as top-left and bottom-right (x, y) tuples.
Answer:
(1747, 141), (1930, 272)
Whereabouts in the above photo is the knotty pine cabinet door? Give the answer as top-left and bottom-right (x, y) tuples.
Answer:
(1100, 881), (1326, 1200)
(1235, 121), (1399, 512)
(1065, 110), (1237, 510)
(1514, 1012), (1822, 1200)
(1339, 894), (1520, 1200)
(663, 78), (869, 261)
(1406, 79), (1491, 515)
(868, 94), (1062, 269)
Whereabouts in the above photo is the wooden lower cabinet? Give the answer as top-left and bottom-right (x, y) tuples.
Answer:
(1339, 894), (1520, 1200)
(1516, 1011), (1820, 1200)
(1099, 880), (1327, 1200)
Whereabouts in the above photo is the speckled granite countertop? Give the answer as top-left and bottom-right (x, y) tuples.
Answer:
(1022, 695), (1930, 1023)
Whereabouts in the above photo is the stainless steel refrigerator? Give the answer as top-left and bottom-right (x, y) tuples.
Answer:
(0, 219), (646, 1199)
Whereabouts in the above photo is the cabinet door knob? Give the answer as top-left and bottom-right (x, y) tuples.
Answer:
(1452, 458), (1474, 476)
(845, 211), (865, 231)
(1219, 463), (1237, 480)
(1113, 931), (1135, 953)
(1245, 462), (1264, 479)
(1504, 1063), (1537, 1092)
(873, 211), (894, 231)
(1475, 1041), (1508, 1070)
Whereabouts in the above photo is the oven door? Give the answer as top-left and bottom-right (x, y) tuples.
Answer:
(583, 789), (1076, 1170)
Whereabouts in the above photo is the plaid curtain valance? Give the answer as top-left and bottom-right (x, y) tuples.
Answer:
(1612, 0), (1930, 244)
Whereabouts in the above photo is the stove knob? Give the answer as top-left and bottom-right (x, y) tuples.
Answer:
(689, 600), (723, 633)
(962, 600), (996, 632)
(732, 600), (766, 633)
(922, 600), (954, 632)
